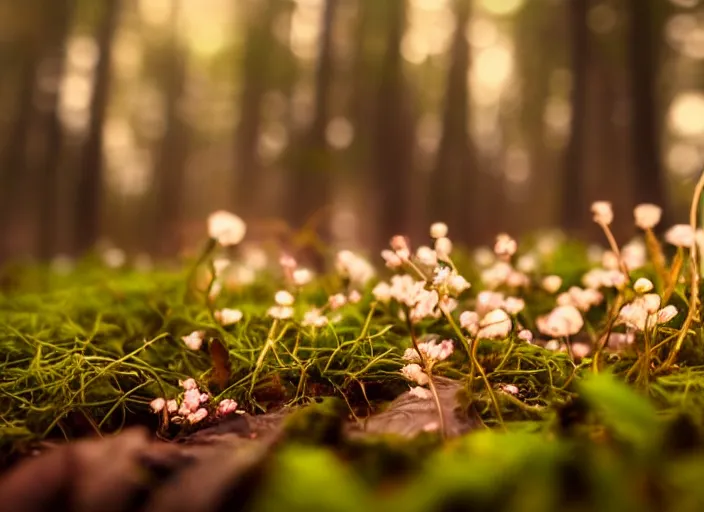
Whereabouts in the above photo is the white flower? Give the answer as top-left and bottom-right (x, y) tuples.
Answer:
(150, 398), (166, 413)
(506, 270), (529, 288)
(208, 210), (246, 246)
(657, 305), (677, 324)
(372, 281), (392, 302)
(447, 274), (471, 296)
(501, 384), (519, 395)
(557, 286), (604, 312)
(430, 222), (448, 239)
(517, 329), (533, 343)
(516, 253), (537, 273)
(187, 408), (209, 424)
(275, 290), (295, 306)
(502, 297), (525, 315)
(102, 247), (126, 269)
(179, 378), (198, 390)
(481, 262), (512, 289)
(622, 239), (647, 271)
(476, 290), (505, 316)
(542, 275), (562, 294)
(182, 389), (202, 413)
(633, 278), (654, 294)
(348, 290), (362, 304)
(434, 237), (453, 258)
(267, 306), (294, 319)
(409, 386), (433, 400)
(328, 293), (347, 310)
(409, 289), (439, 323)
(401, 363), (429, 385)
(182, 331), (205, 351)
(166, 399), (178, 413)
(634, 203), (662, 230)
(292, 268), (314, 286)
(459, 311), (480, 336)
(642, 293), (661, 314)
(214, 308), (243, 326)
(212, 258), (231, 277)
(415, 245), (437, 267)
(217, 399), (238, 416)
(545, 340), (562, 351)
(474, 247), (495, 267)
(389, 274), (424, 306)
(665, 224), (697, 248)
(477, 309), (512, 339)
(536, 305), (584, 337)
(302, 308), (329, 328)
(602, 251), (620, 270)
(494, 233), (517, 258)
(335, 250), (376, 286)
(382, 249), (404, 269)
(417, 339), (454, 361)
(591, 201), (613, 225)
(279, 253), (297, 270)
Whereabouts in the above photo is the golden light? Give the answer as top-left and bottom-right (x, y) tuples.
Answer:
(479, 0), (525, 16)
(291, 0), (324, 61)
(66, 36), (99, 73)
(667, 142), (702, 177)
(669, 92), (704, 137)
(137, 0), (171, 26)
(326, 117), (354, 150)
(472, 44), (514, 89)
(467, 18), (499, 49)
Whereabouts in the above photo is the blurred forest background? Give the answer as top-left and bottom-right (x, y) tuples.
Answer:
(0, 0), (702, 263)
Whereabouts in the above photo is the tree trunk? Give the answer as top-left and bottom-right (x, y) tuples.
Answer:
(151, 3), (188, 258)
(430, 0), (475, 245)
(73, 0), (119, 256)
(287, 0), (338, 232)
(562, 0), (590, 234)
(628, 0), (667, 215)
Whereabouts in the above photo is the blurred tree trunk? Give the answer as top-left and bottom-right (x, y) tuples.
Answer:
(73, 0), (119, 255)
(0, 15), (43, 261)
(371, 0), (414, 248)
(430, 0), (475, 246)
(628, 0), (667, 216)
(36, 0), (73, 261)
(233, 0), (277, 219)
(287, 0), (338, 233)
(150, 3), (188, 258)
(562, 0), (590, 234)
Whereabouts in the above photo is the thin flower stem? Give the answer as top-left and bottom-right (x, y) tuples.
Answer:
(599, 223), (630, 279)
(249, 319), (279, 396)
(443, 310), (504, 427)
(592, 293), (625, 373)
(405, 313), (446, 438)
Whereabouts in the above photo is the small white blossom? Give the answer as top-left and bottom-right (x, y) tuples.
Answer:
(409, 289), (439, 323)
(622, 239), (647, 271)
(275, 290), (295, 306)
(633, 277), (654, 294)
(474, 247), (496, 267)
(545, 340), (562, 351)
(150, 398), (166, 413)
(372, 281), (392, 302)
(187, 408), (209, 424)
(302, 308), (329, 327)
(292, 268), (314, 286)
(279, 254), (297, 270)
(335, 250), (376, 286)
(382, 249), (404, 269)
(506, 270), (529, 288)
(542, 275), (563, 294)
(501, 384), (519, 395)
(182, 331), (205, 351)
(208, 210), (246, 246)
(415, 245), (438, 267)
(517, 329), (533, 343)
(166, 400), (178, 413)
(179, 378), (198, 390)
(214, 308), (243, 326)
(476, 290), (505, 316)
(591, 201), (613, 226)
(267, 306), (294, 319)
(494, 233), (517, 259)
(516, 253), (537, 273)
(557, 286), (604, 312)
(329, 293), (348, 310)
(602, 251), (620, 270)
(348, 290), (362, 304)
(502, 297), (525, 315)
(477, 309), (512, 339)
(634, 203), (662, 230)
(417, 339), (454, 361)
(665, 224), (697, 248)
(217, 399), (238, 416)
(657, 305), (678, 324)
(481, 262), (512, 289)
(434, 237), (453, 258)
(430, 222), (448, 239)
(536, 305), (584, 337)
(618, 294), (668, 331)
(447, 274), (471, 296)
(212, 258), (231, 277)
(459, 311), (480, 336)
(401, 363), (429, 385)
(182, 389), (202, 413)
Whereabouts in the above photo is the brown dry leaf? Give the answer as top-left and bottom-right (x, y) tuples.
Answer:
(209, 338), (231, 391)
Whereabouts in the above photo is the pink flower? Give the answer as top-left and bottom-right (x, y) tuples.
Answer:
(182, 331), (205, 351)
(187, 408), (209, 424)
(417, 339), (454, 362)
(182, 389), (202, 413)
(459, 311), (479, 336)
(150, 398), (166, 413)
(591, 201), (613, 225)
(494, 233), (517, 258)
(536, 305), (584, 337)
(477, 309), (512, 339)
(517, 329), (533, 343)
(381, 249), (403, 269)
(217, 399), (238, 416)
(166, 400), (178, 414)
(409, 386), (433, 400)
(401, 363), (429, 385)
(328, 293), (348, 310)
(179, 378), (198, 391)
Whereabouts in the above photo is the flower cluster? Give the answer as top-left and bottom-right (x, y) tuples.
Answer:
(149, 378), (238, 425)
(400, 339), (455, 386)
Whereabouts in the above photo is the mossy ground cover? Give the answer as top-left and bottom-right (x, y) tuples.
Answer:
(4, 213), (704, 510)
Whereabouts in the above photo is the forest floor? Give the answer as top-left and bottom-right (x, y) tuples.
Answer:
(3, 213), (704, 511)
